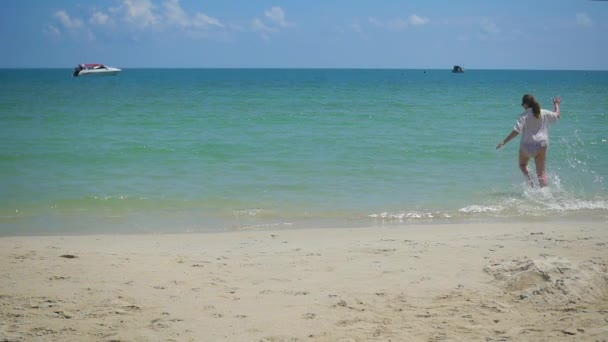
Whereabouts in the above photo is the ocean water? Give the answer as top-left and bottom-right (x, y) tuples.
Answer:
(1, 69), (607, 235)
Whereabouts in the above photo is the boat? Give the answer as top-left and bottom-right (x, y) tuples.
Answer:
(73, 64), (121, 77)
(452, 65), (464, 73)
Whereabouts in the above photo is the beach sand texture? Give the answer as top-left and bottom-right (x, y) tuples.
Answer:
(1, 222), (607, 341)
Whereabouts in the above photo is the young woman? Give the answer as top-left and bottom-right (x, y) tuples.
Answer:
(496, 94), (561, 187)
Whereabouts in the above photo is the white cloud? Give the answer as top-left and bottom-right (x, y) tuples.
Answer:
(90, 12), (110, 25)
(51, 10), (97, 41)
(264, 6), (294, 28)
(192, 13), (223, 28)
(576, 12), (593, 27)
(120, 0), (159, 27)
(408, 14), (429, 26)
(163, 0), (188, 27)
(252, 18), (276, 40)
(163, 0), (223, 29)
(480, 18), (500, 34)
(368, 14), (429, 31)
(44, 24), (61, 38)
(49, 10), (99, 42)
(351, 21), (363, 34)
(49, 1), (291, 42)
(343, 18), (369, 39)
(252, 18), (271, 31)
(54, 10), (84, 29)
(369, 17), (408, 31)
(85, 29), (96, 42)
(251, 6), (293, 40)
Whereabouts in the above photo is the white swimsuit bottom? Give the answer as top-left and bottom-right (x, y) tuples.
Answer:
(521, 141), (548, 157)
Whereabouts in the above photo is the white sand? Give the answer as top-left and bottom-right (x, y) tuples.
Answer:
(1, 221), (607, 341)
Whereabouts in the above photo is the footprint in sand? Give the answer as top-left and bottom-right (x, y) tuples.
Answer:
(150, 317), (171, 329)
(302, 313), (316, 319)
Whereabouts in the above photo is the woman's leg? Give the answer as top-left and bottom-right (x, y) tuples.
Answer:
(535, 147), (549, 187)
(519, 149), (533, 186)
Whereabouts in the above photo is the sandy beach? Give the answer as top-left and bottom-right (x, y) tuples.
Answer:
(1, 221), (607, 341)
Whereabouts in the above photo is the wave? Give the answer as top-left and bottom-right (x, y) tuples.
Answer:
(368, 181), (608, 224)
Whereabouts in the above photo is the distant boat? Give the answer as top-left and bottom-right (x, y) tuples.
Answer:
(452, 65), (464, 73)
(73, 64), (121, 77)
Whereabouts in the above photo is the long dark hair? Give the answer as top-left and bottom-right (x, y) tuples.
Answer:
(522, 94), (541, 118)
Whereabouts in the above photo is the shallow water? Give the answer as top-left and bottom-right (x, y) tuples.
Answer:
(1, 69), (607, 234)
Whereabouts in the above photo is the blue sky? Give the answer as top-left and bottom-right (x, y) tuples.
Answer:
(1, 0), (607, 69)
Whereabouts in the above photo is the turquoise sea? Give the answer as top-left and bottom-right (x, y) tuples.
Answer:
(1, 69), (607, 235)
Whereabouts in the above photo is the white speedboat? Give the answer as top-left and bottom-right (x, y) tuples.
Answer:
(73, 64), (121, 77)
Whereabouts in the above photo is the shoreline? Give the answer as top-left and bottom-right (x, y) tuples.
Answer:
(1, 221), (607, 341)
(1, 213), (606, 237)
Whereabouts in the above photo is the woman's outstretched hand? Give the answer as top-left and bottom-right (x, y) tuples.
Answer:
(553, 96), (562, 105)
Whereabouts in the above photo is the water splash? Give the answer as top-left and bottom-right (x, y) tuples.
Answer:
(559, 129), (606, 193)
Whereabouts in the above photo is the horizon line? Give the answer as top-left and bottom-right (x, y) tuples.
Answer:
(1, 67), (607, 71)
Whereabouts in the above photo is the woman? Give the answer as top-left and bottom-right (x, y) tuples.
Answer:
(496, 94), (561, 187)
